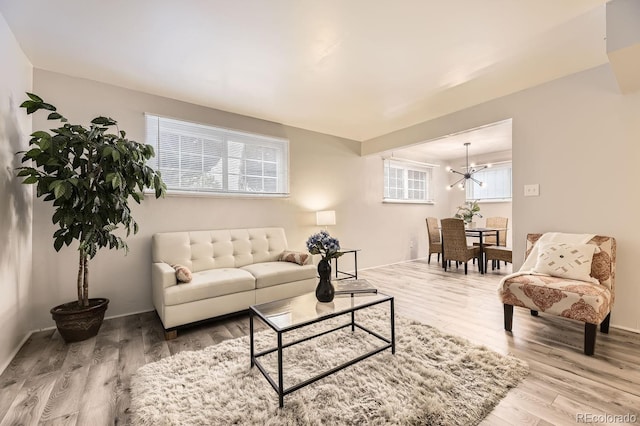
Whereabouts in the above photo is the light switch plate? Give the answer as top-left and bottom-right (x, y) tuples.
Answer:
(524, 184), (540, 197)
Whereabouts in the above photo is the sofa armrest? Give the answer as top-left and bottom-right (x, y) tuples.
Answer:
(152, 262), (177, 320)
(153, 262), (177, 289)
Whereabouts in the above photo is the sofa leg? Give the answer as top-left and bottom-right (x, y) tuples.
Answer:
(600, 313), (611, 334)
(427, 253), (431, 264)
(530, 310), (539, 316)
(585, 323), (597, 355)
(164, 329), (178, 340)
(464, 262), (468, 274)
(504, 304), (513, 331)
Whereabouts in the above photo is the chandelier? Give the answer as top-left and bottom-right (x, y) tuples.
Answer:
(446, 143), (490, 190)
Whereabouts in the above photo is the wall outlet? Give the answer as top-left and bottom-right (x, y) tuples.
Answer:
(524, 184), (540, 197)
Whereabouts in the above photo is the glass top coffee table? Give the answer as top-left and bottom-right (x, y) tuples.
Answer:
(249, 291), (395, 408)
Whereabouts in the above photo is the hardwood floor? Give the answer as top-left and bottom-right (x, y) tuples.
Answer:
(1, 260), (638, 425)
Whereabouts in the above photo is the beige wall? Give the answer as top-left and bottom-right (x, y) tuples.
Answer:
(0, 13), (33, 372)
(30, 69), (453, 329)
(362, 64), (640, 332)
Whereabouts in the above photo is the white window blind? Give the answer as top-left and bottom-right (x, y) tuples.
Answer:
(383, 159), (433, 203)
(145, 115), (289, 196)
(466, 162), (512, 201)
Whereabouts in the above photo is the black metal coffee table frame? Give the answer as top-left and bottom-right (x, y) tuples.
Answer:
(250, 294), (395, 408)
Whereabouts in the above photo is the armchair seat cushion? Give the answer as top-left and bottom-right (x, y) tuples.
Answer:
(499, 274), (612, 324)
(241, 262), (316, 289)
(165, 268), (256, 306)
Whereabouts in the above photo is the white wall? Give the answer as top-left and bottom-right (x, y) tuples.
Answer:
(361, 63), (640, 332)
(30, 70), (453, 329)
(0, 13), (33, 372)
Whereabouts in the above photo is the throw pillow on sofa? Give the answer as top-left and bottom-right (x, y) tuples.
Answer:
(278, 251), (310, 266)
(172, 264), (193, 283)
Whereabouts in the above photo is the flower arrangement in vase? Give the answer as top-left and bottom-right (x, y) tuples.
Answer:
(306, 230), (343, 302)
(454, 200), (482, 227)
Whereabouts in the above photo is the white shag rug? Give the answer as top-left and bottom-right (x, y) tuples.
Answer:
(131, 308), (527, 425)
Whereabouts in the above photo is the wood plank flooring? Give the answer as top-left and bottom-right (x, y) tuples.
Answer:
(1, 259), (638, 425)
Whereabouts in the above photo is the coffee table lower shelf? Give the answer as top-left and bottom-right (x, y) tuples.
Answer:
(249, 295), (394, 408)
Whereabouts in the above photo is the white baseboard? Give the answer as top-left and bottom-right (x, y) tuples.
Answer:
(0, 331), (33, 376)
(359, 256), (428, 272)
(610, 323), (640, 334)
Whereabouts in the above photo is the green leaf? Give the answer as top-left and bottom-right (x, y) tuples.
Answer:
(48, 112), (63, 120)
(26, 92), (43, 102)
(54, 237), (64, 252)
(22, 176), (38, 185)
(91, 117), (116, 126)
(25, 148), (42, 158)
(31, 131), (51, 140)
(54, 183), (66, 199)
(40, 103), (56, 111)
(20, 100), (36, 109)
(111, 149), (120, 161)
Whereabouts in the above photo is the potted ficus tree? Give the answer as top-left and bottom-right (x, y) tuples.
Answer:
(17, 93), (166, 343)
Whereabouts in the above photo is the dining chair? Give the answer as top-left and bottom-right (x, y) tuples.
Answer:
(425, 217), (442, 264)
(484, 216), (508, 246)
(484, 246), (512, 271)
(440, 218), (481, 274)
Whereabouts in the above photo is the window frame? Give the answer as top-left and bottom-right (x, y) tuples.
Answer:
(383, 158), (434, 204)
(145, 114), (289, 197)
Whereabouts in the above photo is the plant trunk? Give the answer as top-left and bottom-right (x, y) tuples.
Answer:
(77, 250), (84, 306)
(83, 253), (89, 307)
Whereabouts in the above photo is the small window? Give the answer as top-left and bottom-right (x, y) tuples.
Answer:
(383, 159), (433, 203)
(466, 162), (512, 201)
(145, 115), (289, 196)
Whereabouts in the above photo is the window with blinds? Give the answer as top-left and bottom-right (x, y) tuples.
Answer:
(145, 115), (289, 196)
(466, 162), (512, 201)
(383, 158), (434, 203)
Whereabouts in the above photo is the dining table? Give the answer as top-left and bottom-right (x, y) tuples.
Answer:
(440, 227), (505, 274)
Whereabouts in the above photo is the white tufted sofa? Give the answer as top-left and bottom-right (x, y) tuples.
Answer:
(152, 227), (316, 338)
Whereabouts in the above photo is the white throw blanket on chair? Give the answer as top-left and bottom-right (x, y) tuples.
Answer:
(498, 232), (596, 287)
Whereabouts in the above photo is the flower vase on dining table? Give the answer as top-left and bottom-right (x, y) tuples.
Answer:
(315, 258), (335, 303)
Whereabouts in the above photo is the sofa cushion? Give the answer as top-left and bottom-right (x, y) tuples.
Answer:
(241, 262), (316, 289)
(164, 268), (256, 306)
(499, 274), (612, 324)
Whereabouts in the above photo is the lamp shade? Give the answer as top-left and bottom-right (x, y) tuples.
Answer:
(316, 210), (336, 226)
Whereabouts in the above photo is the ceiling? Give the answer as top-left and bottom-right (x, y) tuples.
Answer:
(393, 119), (513, 161)
(0, 1), (609, 142)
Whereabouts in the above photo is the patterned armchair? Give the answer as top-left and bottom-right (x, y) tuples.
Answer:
(498, 234), (616, 355)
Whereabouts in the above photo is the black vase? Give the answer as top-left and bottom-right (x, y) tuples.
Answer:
(316, 258), (335, 302)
